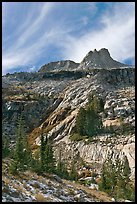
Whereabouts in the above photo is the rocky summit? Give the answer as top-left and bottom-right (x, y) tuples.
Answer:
(77, 48), (129, 70)
(39, 60), (80, 72)
(2, 48), (135, 202)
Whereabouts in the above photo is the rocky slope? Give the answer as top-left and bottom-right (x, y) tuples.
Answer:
(3, 159), (115, 202)
(2, 48), (135, 201)
(28, 77), (135, 179)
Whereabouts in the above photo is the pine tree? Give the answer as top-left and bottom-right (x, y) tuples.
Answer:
(23, 136), (33, 168)
(69, 159), (78, 181)
(40, 129), (56, 174)
(40, 130), (46, 171)
(99, 151), (133, 200)
(88, 94), (104, 113)
(99, 151), (116, 194)
(56, 148), (62, 174)
(116, 155), (131, 192)
(85, 103), (103, 136)
(122, 155), (131, 183)
(45, 141), (56, 173)
(14, 116), (26, 169)
(76, 107), (86, 135)
(2, 135), (10, 158)
(75, 94), (103, 137)
(56, 148), (69, 179)
(11, 114), (32, 172)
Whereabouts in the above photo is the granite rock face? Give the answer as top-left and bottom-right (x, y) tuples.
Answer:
(2, 48), (135, 181)
(54, 134), (135, 180)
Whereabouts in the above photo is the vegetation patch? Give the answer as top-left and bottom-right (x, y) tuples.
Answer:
(70, 93), (104, 142)
(69, 134), (88, 141)
(99, 151), (135, 201)
(35, 193), (49, 202)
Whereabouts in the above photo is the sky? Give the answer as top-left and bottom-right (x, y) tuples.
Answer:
(2, 2), (135, 75)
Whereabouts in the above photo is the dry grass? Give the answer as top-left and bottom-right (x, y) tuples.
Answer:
(31, 181), (41, 189)
(11, 182), (24, 192)
(3, 175), (26, 195)
(28, 121), (57, 150)
(23, 182), (28, 189)
(2, 176), (11, 186)
(28, 127), (41, 148)
(117, 88), (135, 98)
(35, 193), (51, 202)
(63, 179), (113, 202)
(68, 188), (75, 196)
(103, 118), (122, 127)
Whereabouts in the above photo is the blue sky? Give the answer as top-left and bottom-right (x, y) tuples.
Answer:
(2, 2), (135, 75)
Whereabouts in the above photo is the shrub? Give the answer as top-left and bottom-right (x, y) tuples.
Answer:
(9, 160), (18, 175)
(35, 193), (48, 202)
(69, 134), (87, 141)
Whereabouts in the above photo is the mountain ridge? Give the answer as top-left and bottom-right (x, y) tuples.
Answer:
(3, 48), (134, 78)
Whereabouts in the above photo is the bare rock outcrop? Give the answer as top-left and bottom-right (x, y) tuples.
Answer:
(77, 48), (129, 70)
(38, 60), (79, 72)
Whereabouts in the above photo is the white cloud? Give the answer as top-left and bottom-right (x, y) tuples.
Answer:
(62, 2), (135, 64)
(2, 30), (56, 74)
(2, 2), (135, 75)
(28, 66), (36, 72)
(2, 2), (81, 74)
(2, 2), (57, 74)
(16, 3), (55, 48)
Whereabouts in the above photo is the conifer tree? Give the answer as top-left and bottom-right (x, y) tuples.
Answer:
(14, 116), (26, 169)
(75, 94), (103, 137)
(99, 151), (116, 194)
(10, 114), (32, 172)
(85, 105), (101, 136)
(56, 148), (69, 178)
(122, 155), (131, 183)
(2, 135), (10, 158)
(56, 148), (62, 174)
(40, 128), (56, 173)
(76, 107), (86, 135)
(40, 130), (46, 171)
(116, 155), (131, 191)
(99, 151), (133, 200)
(45, 141), (56, 173)
(69, 160), (78, 181)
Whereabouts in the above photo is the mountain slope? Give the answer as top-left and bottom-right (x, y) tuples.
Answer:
(2, 159), (114, 202)
(2, 48), (135, 201)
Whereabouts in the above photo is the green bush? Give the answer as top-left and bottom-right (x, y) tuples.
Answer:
(69, 134), (88, 141)
(9, 160), (18, 175)
(31, 160), (44, 175)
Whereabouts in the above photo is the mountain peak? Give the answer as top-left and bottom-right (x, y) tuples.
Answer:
(77, 48), (127, 70)
(86, 48), (110, 58)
